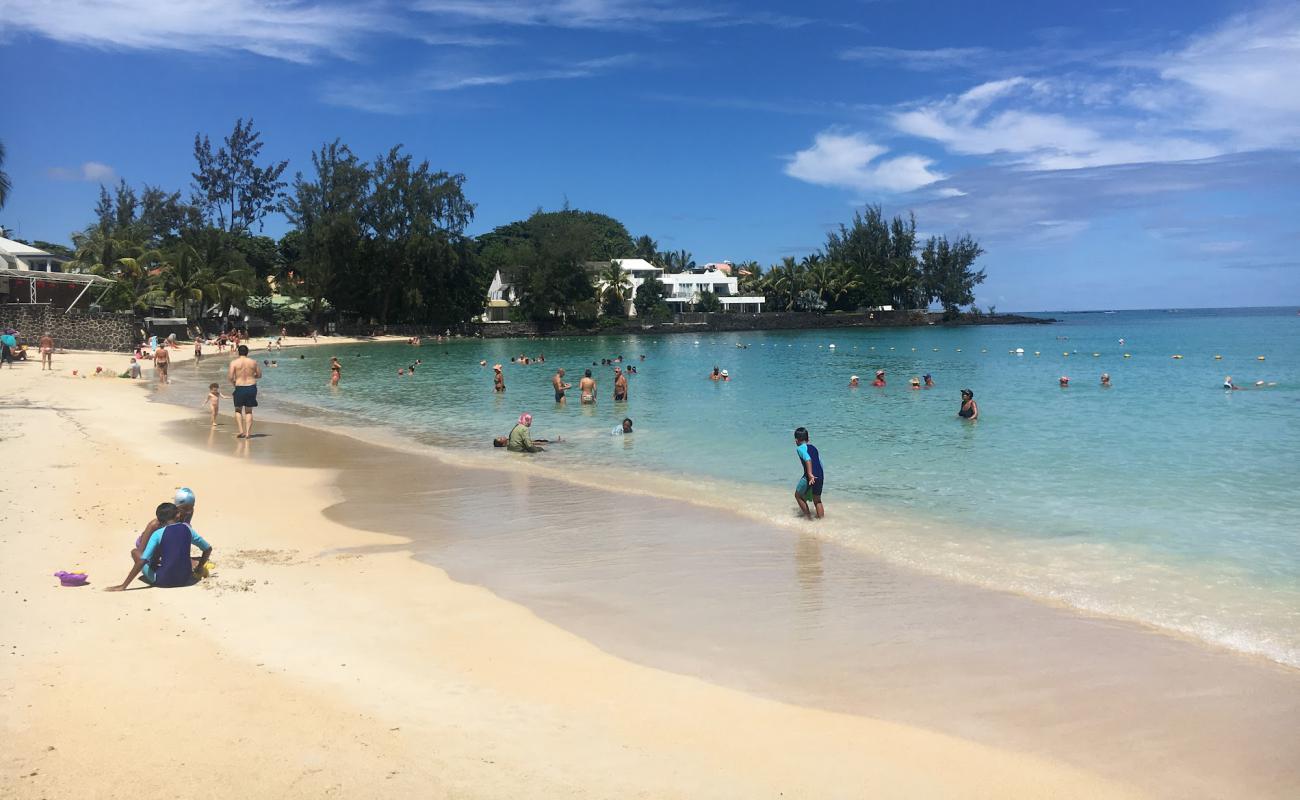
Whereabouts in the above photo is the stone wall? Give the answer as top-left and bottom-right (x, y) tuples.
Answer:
(0, 304), (138, 352)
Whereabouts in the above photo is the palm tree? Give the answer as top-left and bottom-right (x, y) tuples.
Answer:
(765, 257), (802, 311)
(598, 260), (633, 316)
(156, 245), (210, 320)
(675, 249), (696, 273)
(0, 140), (10, 211)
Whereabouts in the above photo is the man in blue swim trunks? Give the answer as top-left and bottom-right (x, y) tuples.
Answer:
(793, 426), (825, 519)
(108, 502), (213, 590)
(228, 344), (262, 439)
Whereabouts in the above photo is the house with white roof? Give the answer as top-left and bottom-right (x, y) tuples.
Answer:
(594, 258), (764, 316)
(0, 236), (114, 309)
(482, 267), (523, 322)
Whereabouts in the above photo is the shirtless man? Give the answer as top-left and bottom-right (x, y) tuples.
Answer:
(153, 343), (171, 384)
(613, 367), (628, 402)
(228, 345), (262, 439)
(552, 368), (571, 403)
(579, 369), (597, 404)
(39, 332), (54, 371)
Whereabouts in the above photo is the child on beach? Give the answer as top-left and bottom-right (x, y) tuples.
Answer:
(794, 427), (825, 520)
(204, 383), (228, 427)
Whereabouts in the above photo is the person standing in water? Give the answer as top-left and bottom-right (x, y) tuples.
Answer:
(580, 369), (597, 404)
(613, 367), (628, 402)
(552, 368), (571, 403)
(793, 427), (825, 520)
(958, 389), (978, 420)
(493, 364), (505, 393)
(330, 356), (342, 386)
(228, 345), (262, 439)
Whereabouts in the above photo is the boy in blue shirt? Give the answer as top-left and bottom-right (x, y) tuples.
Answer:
(109, 502), (212, 590)
(794, 426), (825, 519)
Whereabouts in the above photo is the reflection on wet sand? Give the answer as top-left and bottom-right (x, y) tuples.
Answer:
(169, 416), (1300, 799)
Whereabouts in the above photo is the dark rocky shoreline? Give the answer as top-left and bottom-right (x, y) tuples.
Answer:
(467, 310), (1054, 339)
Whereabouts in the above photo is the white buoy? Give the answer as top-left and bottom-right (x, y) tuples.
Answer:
(829, 344), (836, 349)
(1015, 348), (1025, 354)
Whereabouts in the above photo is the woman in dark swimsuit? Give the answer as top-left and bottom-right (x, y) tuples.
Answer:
(958, 389), (978, 420)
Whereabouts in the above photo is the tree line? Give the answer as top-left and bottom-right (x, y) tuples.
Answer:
(5, 123), (987, 328)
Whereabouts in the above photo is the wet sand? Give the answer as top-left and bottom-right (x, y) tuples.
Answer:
(165, 413), (1300, 799)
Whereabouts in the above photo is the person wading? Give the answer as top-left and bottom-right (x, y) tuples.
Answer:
(228, 345), (263, 439)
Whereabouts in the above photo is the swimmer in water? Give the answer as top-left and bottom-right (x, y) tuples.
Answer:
(923, 373), (934, 388)
(710, 366), (721, 381)
(872, 370), (886, 387)
(958, 389), (978, 420)
(910, 376), (921, 390)
(1059, 376), (1070, 387)
(1224, 376), (1239, 390)
(848, 375), (860, 388)
(1100, 373), (1111, 387)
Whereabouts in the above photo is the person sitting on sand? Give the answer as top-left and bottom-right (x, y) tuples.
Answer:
(958, 389), (978, 420)
(580, 369), (596, 404)
(109, 501), (212, 590)
(126, 358), (142, 379)
(506, 413), (545, 452)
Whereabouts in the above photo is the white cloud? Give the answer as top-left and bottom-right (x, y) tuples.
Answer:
(414, 0), (723, 28)
(784, 131), (944, 193)
(321, 55), (639, 113)
(1157, 5), (1300, 147)
(934, 187), (967, 198)
(838, 46), (988, 71)
(0, 0), (396, 62)
(892, 78), (1220, 170)
(46, 161), (117, 182)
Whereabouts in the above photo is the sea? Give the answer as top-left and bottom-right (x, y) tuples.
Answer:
(190, 307), (1300, 668)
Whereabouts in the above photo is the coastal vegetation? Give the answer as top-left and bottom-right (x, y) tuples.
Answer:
(30, 121), (987, 329)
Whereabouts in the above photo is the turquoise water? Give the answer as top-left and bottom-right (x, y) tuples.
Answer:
(205, 308), (1300, 666)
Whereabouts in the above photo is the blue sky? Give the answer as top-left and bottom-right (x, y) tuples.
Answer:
(1, 0), (1297, 311)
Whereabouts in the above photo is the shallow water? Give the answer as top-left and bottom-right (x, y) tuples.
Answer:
(178, 307), (1300, 666)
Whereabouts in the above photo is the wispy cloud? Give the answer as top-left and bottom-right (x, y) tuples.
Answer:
(413, 0), (723, 28)
(322, 54), (640, 113)
(784, 131), (944, 193)
(891, 77), (1221, 170)
(413, 0), (815, 30)
(46, 162), (116, 182)
(0, 0), (396, 63)
(838, 46), (988, 71)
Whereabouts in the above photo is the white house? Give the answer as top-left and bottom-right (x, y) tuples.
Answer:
(597, 258), (765, 315)
(0, 236), (114, 309)
(482, 267), (522, 322)
(0, 236), (68, 272)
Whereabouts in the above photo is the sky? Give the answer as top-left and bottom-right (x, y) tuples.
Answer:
(1, 0), (1298, 311)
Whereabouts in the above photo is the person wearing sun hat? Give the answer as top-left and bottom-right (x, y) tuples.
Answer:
(872, 369), (886, 387)
(849, 375), (860, 387)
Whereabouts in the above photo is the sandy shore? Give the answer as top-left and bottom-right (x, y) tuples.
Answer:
(0, 343), (1267, 798)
